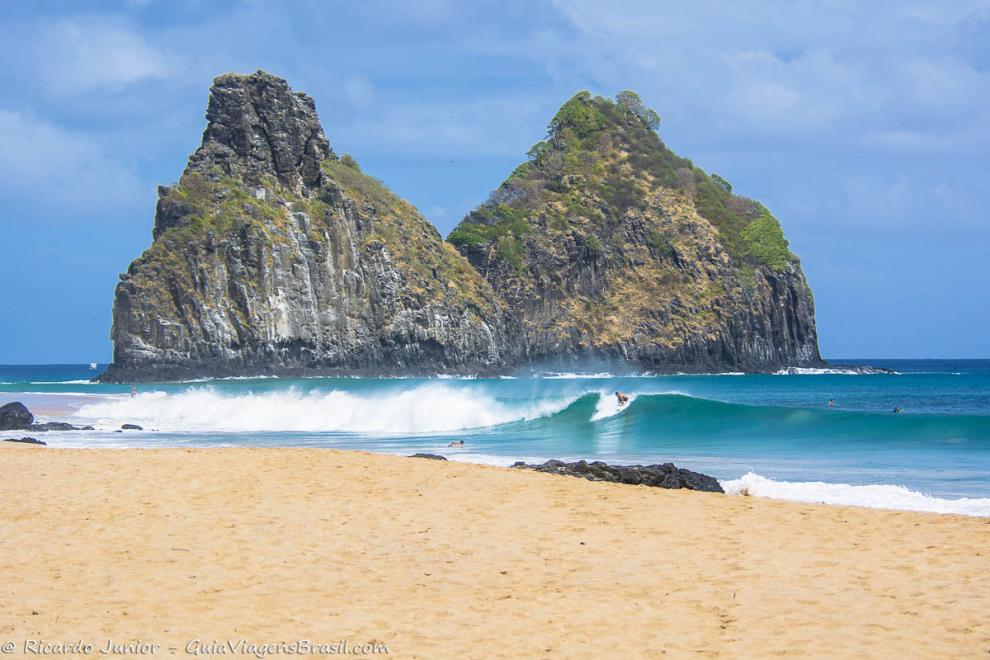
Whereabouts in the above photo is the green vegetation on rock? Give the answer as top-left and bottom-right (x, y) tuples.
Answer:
(339, 154), (361, 171)
(449, 89), (795, 273)
(742, 205), (792, 272)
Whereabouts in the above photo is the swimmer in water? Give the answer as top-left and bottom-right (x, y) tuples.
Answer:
(447, 440), (465, 447)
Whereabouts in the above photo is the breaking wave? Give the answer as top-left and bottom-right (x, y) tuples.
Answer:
(591, 391), (636, 420)
(72, 385), (579, 434)
(722, 472), (990, 516)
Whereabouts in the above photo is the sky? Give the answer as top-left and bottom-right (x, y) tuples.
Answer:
(1, 0), (988, 362)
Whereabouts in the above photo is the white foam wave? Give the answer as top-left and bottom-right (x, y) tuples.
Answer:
(591, 391), (637, 421)
(773, 367), (897, 375)
(722, 472), (990, 516)
(71, 385), (576, 434)
(29, 379), (96, 385)
(543, 372), (614, 379)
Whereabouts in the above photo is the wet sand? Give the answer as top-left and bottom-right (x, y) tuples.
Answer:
(1, 445), (988, 657)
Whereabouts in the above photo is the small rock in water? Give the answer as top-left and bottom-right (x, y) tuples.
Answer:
(121, 424), (144, 431)
(3, 437), (46, 446)
(409, 453), (447, 461)
(512, 459), (724, 493)
(28, 422), (95, 432)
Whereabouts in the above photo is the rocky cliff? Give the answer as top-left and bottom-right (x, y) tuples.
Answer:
(102, 71), (509, 382)
(103, 75), (822, 382)
(449, 91), (823, 372)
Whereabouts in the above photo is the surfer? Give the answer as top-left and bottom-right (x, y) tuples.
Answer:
(447, 440), (464, 447)
(828, 399), (836, 407)
(130, 384), (137, 398)
(615, 391), (630, 407)
(893, 406), (903, 414)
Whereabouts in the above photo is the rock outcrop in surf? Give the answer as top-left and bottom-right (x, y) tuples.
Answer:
(449, 90), (822, 372)
(102, 71), (510, 382)
(0, 401), (94, 432)
(102, 72), (822, 381)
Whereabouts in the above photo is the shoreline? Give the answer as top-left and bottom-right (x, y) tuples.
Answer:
(4, 433), (990, 518)
(2, 445), (988, 656)
(3, 387), (990, 517)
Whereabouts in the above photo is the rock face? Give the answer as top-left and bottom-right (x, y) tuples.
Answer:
(0, 402), (33, 431)
(102, 75), (822, 381)
(450, 91), (822, 372)
(102, 71), (509, 382)
(512, 459), (724, 493)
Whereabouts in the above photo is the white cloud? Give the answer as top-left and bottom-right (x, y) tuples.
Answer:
(546, 0), (990, 149)
(334, 93), (551, 158)
(0, 110), (145, 215)
(343, 74), (376, 109)
(38, 19), (170, 93)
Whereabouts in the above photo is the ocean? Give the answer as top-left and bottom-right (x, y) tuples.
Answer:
(2, 360), (989, 516)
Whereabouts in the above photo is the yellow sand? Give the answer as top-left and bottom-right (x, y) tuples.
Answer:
(1, 446), (988, 658)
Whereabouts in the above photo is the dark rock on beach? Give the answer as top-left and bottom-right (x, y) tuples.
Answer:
(3, 437), (46, 446)
(409, 453), (448, 461)
(121, 424), (144, 430)
(512, 459), (724, 493)
(1, 402), (94, 432)
(0, 402), (34, 430)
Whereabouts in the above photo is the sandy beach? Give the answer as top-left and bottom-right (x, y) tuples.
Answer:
(1, 445), (988, 658)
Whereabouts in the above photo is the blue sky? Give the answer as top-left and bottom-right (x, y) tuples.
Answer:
(1, 0), (988, 362)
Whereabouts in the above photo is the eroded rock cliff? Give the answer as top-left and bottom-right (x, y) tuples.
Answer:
(103, 75), (823, 381)
(102, 71), (509, 382)
(448, 91), (823, 372)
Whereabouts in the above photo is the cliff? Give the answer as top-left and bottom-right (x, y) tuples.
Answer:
(102, 75), (822, 381)
(101, 71), (508, 382)
(448, 91), (823, 372)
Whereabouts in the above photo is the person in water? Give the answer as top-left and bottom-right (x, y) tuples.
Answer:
(130, 384), (137, 398)
(447, 440), (464, 447)
(828, 399), (836, 407)
(615, 391), (630, 407)
(893, 406), (903, 414)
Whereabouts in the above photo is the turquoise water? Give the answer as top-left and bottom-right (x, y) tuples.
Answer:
(2, 360), (989, 514)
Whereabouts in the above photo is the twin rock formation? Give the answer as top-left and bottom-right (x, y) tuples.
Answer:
(101, 71), (822, 382)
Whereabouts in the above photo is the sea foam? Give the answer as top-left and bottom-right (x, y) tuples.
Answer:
(722, 472), (990, 516)
(72, 385), (576, 434)
(590, 391), (637, 420)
